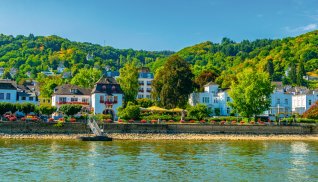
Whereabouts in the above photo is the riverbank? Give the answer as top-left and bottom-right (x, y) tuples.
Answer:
(1, 133), (318, 141)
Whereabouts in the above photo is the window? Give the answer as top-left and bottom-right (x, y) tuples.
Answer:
(100, 95), (104, 103)
(6, 93), (10, 100)
(138, 94), (143, 99)
(29, 97), (33, 101)
(70, 89), (78, 94)
(214, 99), (218, 103)
(114, 96), (118, 103)
(309, 100), (312, 106)
(0, 93), (4, 100)
(227, 97), (230, 102)
(202, 97), (209, 103)
(226, 107), (230, 114)
(82, 98), (89, 103)
(147, 81), (152, 85)
(285, 99), (288, 105)
(59, 97), (67, 102)
(146, 95), (151, 99)
(146, 88), (151, 92)
(71, 98), (78, 102)
(22, 96), (26, 100)
(139, 81), (144, 85)
(277, 99), (280, 105)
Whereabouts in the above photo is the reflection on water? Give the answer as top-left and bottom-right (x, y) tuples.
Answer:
(0, 139), (317, 181)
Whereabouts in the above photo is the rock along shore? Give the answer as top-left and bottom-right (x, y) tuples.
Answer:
(0, 133), (318, 141)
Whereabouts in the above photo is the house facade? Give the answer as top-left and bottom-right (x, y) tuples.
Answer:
(0, 81), (17, 103)
(51, 84), (91, 109)
(137, 67), (153, 99)
(91, 76), (123, 119)
(189, 82), (233, 116)
(292, 90), (318, 114)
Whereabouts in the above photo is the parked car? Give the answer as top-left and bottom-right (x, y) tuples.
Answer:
(21, 114), (40, 122)
(3, 113), (17, 121)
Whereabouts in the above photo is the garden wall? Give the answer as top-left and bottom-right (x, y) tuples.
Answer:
(0, 122), (317, 135)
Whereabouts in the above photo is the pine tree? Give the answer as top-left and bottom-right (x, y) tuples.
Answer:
(296, 60), (306, 86)
(288, 61), (297, 84)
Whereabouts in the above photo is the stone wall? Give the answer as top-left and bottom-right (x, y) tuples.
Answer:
(0, 122), (317, 135)
(102, 124), (316, 135)
(0, 122), (90, 134)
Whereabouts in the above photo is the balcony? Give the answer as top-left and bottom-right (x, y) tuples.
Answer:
(57, 101), (89, 105)
(139, 82), (144, 85)
(102, 100), (118, 105)
(139, 89), (144, 92)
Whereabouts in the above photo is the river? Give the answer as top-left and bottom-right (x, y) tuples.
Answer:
(0, 139), (317, 181)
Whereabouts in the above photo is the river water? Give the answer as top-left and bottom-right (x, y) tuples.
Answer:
(0, 139), (317, 181)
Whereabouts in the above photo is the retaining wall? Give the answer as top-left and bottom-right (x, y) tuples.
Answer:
(0, 122), (317, 135)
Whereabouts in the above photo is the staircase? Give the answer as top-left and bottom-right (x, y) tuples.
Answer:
(87, 119), (104, 136)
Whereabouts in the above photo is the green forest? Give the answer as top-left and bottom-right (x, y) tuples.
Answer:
(1, 30), (318, 89)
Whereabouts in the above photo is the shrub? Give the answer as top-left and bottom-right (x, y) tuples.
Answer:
(118, 102), (140, 120)
(37, 105), (57, 116)
(303, 101), (318, 119)
(187, 104), (211, 121)
(136, 98), (154, 108)
(59, 104), (82, 116)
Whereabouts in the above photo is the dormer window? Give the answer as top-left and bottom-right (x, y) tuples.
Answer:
(70, 89), (78, 94)
(102, 85), (107, 91)
(112, 85), (116, 92)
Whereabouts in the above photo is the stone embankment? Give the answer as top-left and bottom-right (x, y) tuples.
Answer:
(0, 122), (317, 140)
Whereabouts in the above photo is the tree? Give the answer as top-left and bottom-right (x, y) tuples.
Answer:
(296, 60), (306, 86)
(152, 55), (194, 109)
(117, 102), (140, 120)
(136, 98), (154, 108)
(195, 70), (219, 91)
(288, 61), (297, 84)
(303, 101), (318, 119)
(228, 68), (274, 120)
(70, 68), (102, 88)
(266, 59), (274, 80)
(117, 62), (139, 105)
(16, 103), (36, 114)
(187, 104), (211, 120)
(37, 105), (57, 116)
(2, 71), (12, 79)
(37, 74), (63, 97)
(59, 104), (82, 116)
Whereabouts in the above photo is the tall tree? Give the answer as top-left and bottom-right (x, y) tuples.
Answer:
(117, 62), (139, 105)
(228, 68), (274, 120)
(266, 59), (274, 80)
(296, 60), (306, 86)
(70, 68), (102, 88)
(195, 70), (219, 91)
(152, 55), (194, 109)
(288, 61), (297, 84)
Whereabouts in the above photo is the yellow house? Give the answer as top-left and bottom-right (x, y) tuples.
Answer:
(38, 95), (52, 106)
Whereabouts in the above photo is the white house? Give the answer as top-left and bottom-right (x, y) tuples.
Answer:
(0, 81), (17, 103)
(91, 76), (123, 119)
(189, 82), (232, 116)
(51, 84), (91, 109)
(137, 68), (153, 99)
(292, 89), (318, 114)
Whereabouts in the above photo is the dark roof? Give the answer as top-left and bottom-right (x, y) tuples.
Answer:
(0, 80), (17, 90)
(53, 84), (91, 96)
(92, 76), (123, 94)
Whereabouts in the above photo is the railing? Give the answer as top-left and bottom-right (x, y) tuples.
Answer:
(101, 100), (118, 104)
(87, 119), (103, 136)
(57, 101), (89, 105)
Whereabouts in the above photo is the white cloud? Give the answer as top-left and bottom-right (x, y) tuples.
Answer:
(285, 23), (317, 33)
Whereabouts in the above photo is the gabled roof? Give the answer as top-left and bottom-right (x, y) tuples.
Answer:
(0, 80), (17, 90)
(53, 84), (91, 96)
(204, 81), (219, 87)
(92, 76), (123, 94)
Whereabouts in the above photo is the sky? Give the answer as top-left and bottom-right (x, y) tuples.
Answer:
(0, 0), (318, 51)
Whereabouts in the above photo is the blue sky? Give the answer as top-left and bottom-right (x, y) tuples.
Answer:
(0, 0), (318, 51)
